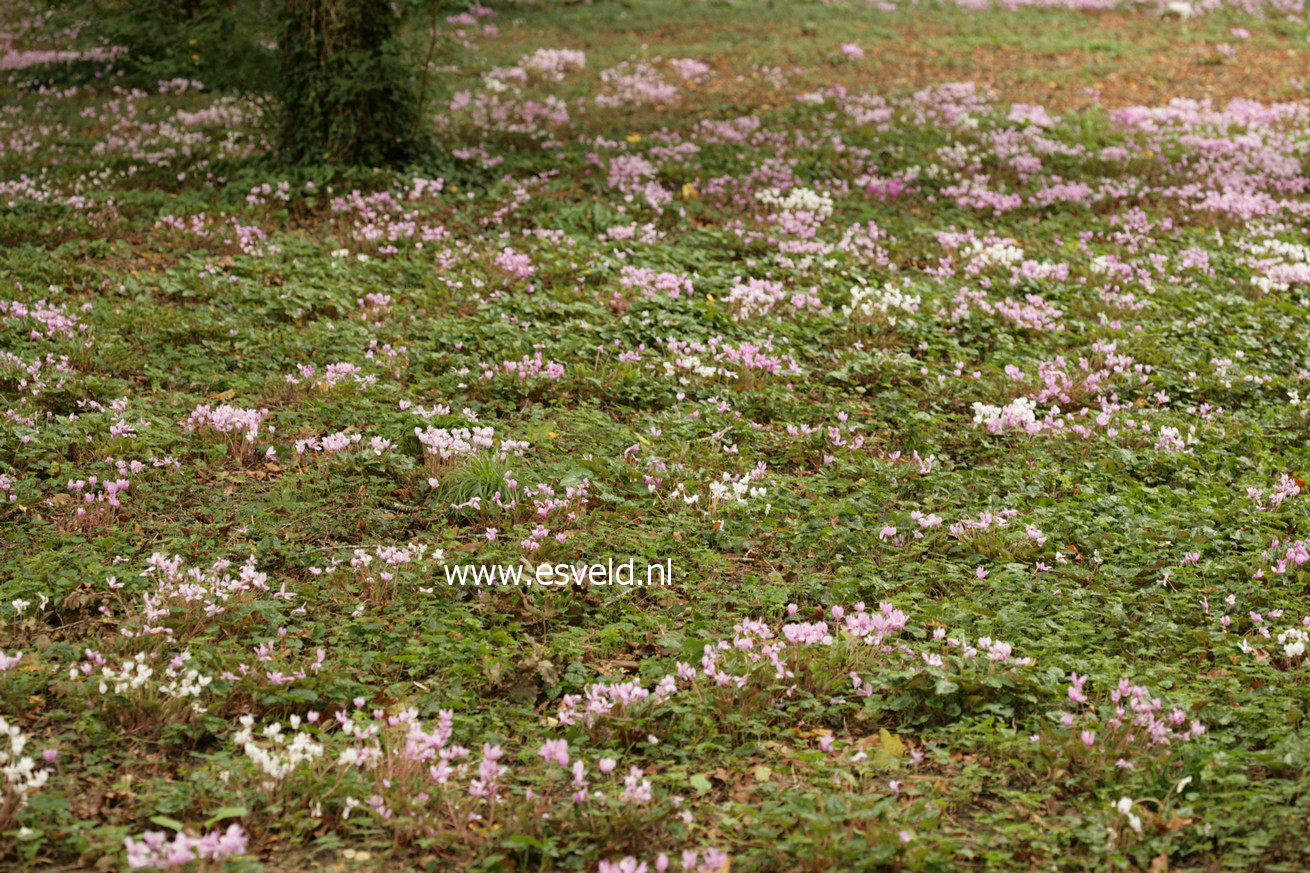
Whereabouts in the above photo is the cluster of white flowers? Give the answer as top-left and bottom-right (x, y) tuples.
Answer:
(98, 654), (154, 694)
(1, 715), (50, 810)
(1089, 255), (1117, 275)
(161, 667), (213, 700)
(1114, 797), (1143, 835)
(1247, 237), (1310, 294)
(1278, 627), (1308, 660)
(708, 477), (767, 504)
(935, 143), (981, 168)
(755, 186), (834, 219)
(894, 164), (943, 182)
(842, 280), (921, 325)
(1247, 239), (1310, 261)
(667, 466), (769, 513)
(972, 397), (1042, 433)
(663, 356), (730, 384)
(234, 715), (324, 781)
(962, 238), (1025, 269)
(330, 249), (371, 263)
(1154, 425), (1196, 453)
(83, 651), (214, 710)
(481, 74), (512, 94)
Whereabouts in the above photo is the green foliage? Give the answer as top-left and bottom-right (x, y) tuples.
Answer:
(59, 0), (277, 91)
(441, 452), (516, 509)
(47, 0), (432, 166)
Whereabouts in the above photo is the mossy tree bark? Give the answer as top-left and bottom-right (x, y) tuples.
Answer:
(275, 0), (427, 167)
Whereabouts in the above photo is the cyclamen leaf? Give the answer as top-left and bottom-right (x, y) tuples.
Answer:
(874, 728), (905, 768)
(205, 806), (248, 827)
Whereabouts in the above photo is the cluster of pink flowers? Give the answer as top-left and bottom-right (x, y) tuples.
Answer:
(0, 349), (75, 396)
(344, 543), (440, 601)
(495, 352), (565, 383)
(414, 425), (497, 468)
(284, 362), (376, 390)
(993, 293), (1065, 332)
(124, 824), (248, 869)
(1248, 473), (1302, 511)
(554, 601), (1037, 731)
(520, 48), (587, 80)
(153, 212), (214, 239)
(304, 706), (713, 847)
(1053, 673), (1205, 770)
(1254, 537), (1310, 581)
(494, 246), (536, 281)
(598, 849), (730, 873)
(0, 297), (90, 341)
(606, 154), (673, 211)
(132, 552), (281, 632)
(619, 266), (694, 300)
(181, 403), (268, 460)
(595, 60), (680, 107)
(292, 431), (393, 458)
(725, 278), (824, 320)
(0, 46), (123, 71)
(328, 183), (449, 254)
(558, 676), (679, 727)
(62, 476), (130, 529)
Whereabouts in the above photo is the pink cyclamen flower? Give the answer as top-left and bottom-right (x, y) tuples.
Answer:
(538, 739), (569, 767)
(1068, 672), (1089, 704)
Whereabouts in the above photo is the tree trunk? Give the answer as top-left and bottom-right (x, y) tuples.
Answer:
(276, 0), (426, 167)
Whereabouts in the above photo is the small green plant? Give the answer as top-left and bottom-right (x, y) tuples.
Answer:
(440, 452), (515, 510)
